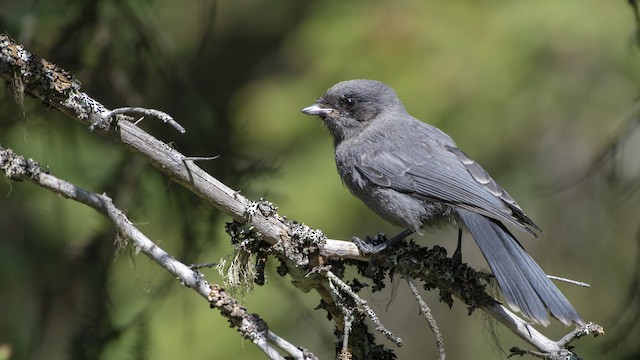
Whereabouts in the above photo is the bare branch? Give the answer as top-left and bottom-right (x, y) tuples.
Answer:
(547, 275), (591, 288)
(508, 322), (603, 360)
(406, 275), (445, 360)
(108, 106), (185, 133)
(557, 322), (605, 348)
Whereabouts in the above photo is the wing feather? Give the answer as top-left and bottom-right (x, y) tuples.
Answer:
(355, 134), (539, 236)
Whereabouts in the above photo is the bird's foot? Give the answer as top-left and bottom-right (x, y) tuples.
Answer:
(352, 233), (390, 255)
(352, 229), (414, 255)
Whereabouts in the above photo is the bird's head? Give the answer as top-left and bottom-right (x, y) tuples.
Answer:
(302, 79), (406, 143)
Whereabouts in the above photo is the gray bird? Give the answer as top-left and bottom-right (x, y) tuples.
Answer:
(301, 79), (583, 326)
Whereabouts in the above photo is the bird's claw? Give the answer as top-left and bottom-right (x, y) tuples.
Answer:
(352, 235), (389, 255)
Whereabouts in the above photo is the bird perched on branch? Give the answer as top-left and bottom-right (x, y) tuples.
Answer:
(302, 79), (582, 326)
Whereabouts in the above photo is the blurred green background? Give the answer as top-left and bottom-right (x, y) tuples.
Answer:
(1, 0), (640, 359)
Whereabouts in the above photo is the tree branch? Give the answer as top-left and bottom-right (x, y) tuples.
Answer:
(406, 275), (445, 360)
(0, 145), (314, 360)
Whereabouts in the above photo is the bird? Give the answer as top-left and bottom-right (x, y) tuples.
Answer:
(301, 79), (583, 326)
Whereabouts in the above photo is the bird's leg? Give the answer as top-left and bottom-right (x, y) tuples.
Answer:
(452, 228), (463, 265)
(352, 229), (414, 255)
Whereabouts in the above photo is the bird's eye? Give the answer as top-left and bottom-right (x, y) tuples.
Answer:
(341, 96), (356, 110)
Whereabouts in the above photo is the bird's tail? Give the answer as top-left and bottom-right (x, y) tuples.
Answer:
(456, 208), (582, 326)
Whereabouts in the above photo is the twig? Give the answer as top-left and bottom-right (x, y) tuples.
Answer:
(547, 275), (591, 288)
(406, 275), (445, 360)
(109, 106), (186, 133)
(189, 262), (217, 270)
(508, 347), (558, 359)
(183, 155), (220, 161)
(340, 310), (354, 360)
(557, 322), (605, 348)
(267, 331), (317, 360)
(325, 270), (402, 347)
(483, 302), (604, 360)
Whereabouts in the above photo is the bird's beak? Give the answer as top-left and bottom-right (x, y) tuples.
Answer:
(301, 104), (332, 117)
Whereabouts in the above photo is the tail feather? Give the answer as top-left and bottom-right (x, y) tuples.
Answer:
(456, 208), (582, 326)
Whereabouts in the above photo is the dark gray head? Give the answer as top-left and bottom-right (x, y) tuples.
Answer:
(301, 79), (407, 143)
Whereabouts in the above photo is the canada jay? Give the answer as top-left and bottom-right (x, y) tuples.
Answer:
(301, 79), (582, 326)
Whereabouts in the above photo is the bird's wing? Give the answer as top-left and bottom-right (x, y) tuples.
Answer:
(355, 136), (539, 236)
